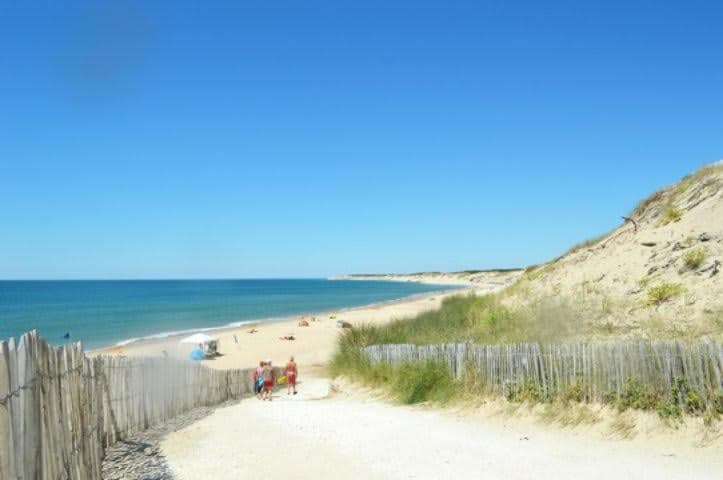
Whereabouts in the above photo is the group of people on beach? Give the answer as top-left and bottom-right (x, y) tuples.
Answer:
(253, 356), (298, 401)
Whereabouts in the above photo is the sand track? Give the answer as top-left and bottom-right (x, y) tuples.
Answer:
(161, 379), (721, 480)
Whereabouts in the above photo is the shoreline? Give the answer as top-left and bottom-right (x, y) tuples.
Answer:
(90, 285), (465, 354)
(94, 286), (473, 370)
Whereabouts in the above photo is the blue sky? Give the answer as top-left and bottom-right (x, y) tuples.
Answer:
(1, 0), (722, 279)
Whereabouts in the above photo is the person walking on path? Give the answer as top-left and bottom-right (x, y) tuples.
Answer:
(262, 360), (275, 401)
(253, 361), (264, 399)
(285, 356), (298, 395)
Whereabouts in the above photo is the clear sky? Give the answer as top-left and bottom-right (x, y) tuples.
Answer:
(1, 1), (722, 279)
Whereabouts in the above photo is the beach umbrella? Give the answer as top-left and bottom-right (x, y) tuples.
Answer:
(179, 333), (216, 344)
(189, 348), (204, 361)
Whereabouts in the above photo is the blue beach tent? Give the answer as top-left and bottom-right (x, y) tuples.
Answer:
(189, 348), (204, 361)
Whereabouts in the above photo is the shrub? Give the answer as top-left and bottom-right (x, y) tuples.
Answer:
(505, 380), (548, 403)
(560, 383), (586, 404)
(656, 401), (681, 419)
(602, 390), (618, 404)
(646, 283), (683, 306)
(682, 247), (706, 270)
(660, 205), (682, 225)
(685, 391), (705, 413)
(618, 378), (661, 411)
(671, 378), (705, 414)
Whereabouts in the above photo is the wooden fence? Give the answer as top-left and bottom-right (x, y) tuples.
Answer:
(363, 341), (723, 405)
(0, 330), (271, 480)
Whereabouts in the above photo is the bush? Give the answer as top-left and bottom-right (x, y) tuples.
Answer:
(671, 378), (705, 414)
(646, 283), (683, 306)
(618, 378), (661, 411)
(602, 390), (618, 404)
(560, 383), (586, 404)
(682, 247), (706, 270)
(656, 401), (681, 419)
(505, 380), (548, 403)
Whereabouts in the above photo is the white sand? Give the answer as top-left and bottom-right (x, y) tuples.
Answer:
(162, 378), (722, 480)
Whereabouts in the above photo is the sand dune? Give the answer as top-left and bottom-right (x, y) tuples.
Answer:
(507, 164), (723, 338)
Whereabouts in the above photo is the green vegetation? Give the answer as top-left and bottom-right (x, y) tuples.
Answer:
(617, 378), (661, 411)
(660, 205), (683, 225)
(717, 391), (723, 415)
(392, 361), (457, 404)
(505, 380), (548, 403)
(646, 283), (683, 306)
(330, 293), (582, 406)
(331, 292), (719, 423)
(612, 378), (709, 420)
(330, 294), (578, 355)
(682, 247), (706, 270)
(560, 383), (586, 404)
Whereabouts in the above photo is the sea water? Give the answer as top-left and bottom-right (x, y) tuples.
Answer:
(0, 279), (455, 349)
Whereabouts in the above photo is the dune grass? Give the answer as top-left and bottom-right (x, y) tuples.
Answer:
(330, 293), (582, 406)
(331, 294), (579, 360)
(646, 283), (684, 306)
(682, 247), (706, 270)
(660, 205), (683, 225)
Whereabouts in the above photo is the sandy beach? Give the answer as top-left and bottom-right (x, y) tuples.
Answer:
(96, 286), (470, 373)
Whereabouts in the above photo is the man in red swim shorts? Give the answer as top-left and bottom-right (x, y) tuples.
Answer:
(285, 356), (298, 395)
(262, 360), (275, 401)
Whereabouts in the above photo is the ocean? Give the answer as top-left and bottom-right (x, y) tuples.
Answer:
(0, 279), (455, 349)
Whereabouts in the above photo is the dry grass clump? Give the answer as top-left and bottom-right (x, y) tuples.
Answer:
(631, 189), (665, 220)
(682, 247), (706, 270)
(609, 412), (637, 439)
(660, 204), (683, 225)
(646, 283), (684, 306)
(540, 402), (601, 427)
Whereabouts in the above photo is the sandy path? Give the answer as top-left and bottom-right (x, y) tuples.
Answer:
(161, 379), (721, 480)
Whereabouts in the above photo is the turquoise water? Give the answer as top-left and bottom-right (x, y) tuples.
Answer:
(0, 279), (455, 349)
